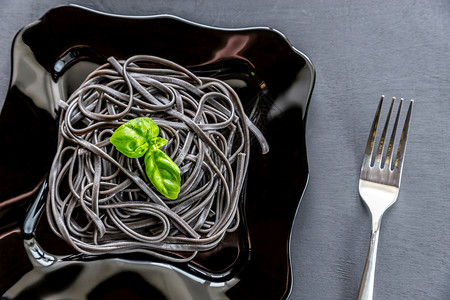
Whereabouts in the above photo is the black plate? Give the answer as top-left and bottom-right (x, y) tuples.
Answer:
(0, 5), (315, 300)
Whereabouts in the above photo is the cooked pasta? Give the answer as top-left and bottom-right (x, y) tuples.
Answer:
(46, 55), (268, 262)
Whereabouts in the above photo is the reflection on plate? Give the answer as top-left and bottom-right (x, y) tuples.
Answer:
(0, 4), (315, 300)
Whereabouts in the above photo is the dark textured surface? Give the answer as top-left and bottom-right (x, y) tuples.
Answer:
(1, 1), (449, 299)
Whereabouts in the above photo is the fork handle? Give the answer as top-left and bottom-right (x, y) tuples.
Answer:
(357, 223), (381, 300)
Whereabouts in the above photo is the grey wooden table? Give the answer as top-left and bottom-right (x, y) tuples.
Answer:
(1, 1), (449, 299)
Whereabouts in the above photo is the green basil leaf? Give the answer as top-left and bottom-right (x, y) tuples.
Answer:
(149, 137), (168, 151)
(145, 149), (181, 199)
(125, 117), (159, 141)
(110, 117), (159, 158)
(110, 117), (181, 199)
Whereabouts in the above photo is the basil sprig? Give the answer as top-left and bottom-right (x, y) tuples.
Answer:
(110, 117), (181, 199)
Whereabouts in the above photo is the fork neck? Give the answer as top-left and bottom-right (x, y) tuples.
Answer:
(359, 180), (399, 227)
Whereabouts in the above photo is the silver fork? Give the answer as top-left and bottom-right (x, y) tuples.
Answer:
(357, 96), (413, 300)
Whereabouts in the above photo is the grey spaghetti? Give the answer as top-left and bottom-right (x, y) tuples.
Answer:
(46, 55), (268, 262)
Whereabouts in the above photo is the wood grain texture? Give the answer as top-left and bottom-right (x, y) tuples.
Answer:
(1, 0), (450, 299)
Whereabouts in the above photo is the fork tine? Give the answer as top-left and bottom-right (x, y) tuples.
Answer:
(385, 98), (403, 168)
(375, 97), (395, 167)
(362, 95), (384, 168)
(393, 99), (414, 172)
